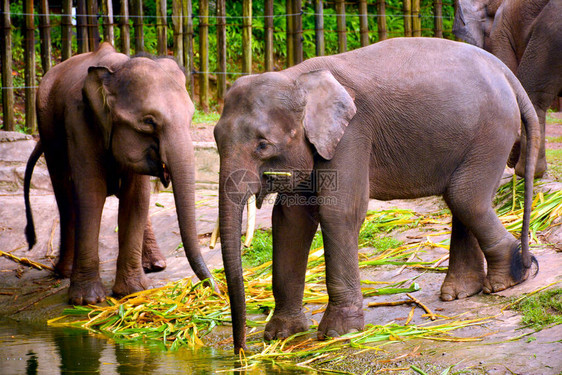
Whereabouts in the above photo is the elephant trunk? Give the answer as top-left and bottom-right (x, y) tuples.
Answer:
(218, 163), (257, 353)
(163, 130), (216, 288)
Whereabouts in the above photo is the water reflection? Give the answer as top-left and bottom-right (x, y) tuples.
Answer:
(0, 321), (313, 374)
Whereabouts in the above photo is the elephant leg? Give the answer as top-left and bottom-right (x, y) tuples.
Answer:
(316, 170), (368, 340)
(141, 219), (167, 273)
(264, 192), (319, 341)
(440, 216), (486, 301)
(112, 173), (152, 297)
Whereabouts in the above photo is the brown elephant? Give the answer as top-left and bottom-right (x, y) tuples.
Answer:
(23, 43), (215, 305)
(213, 37), (539, 353)
(453, 0), (562, 178)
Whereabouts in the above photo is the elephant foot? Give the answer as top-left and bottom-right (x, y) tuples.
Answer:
(483, 241), (538, 294)
(54, 260), (73, 279)
(142, 243), (167, 273)
(68, 277), (106, 305)
(264, 310), (309, 341)
(317, 303), (364, 340)
(514, 156), (547, 179)
(440, 272), (484, 301)
(112, 273), (152, 298)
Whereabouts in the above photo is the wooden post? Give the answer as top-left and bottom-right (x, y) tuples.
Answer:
(377, 0), (387, 41)
(359, 0), (369, 46)
(264, 0), (274, 71)
(217, 0), (227, 106)
(76, 0), (89, 53)
(412, 0), (421, 37)
(86, 0), (100, 51)
(434, 0), (443, 38)
(314, 0), (324, 56)
(293, 0), (303, 64)
(335, 0), (346, 53)
(156, 0), (167, 56)
(119, 0), (130, 55)
(286, 0), (294, 67)
(101, 0), (114, 46)
(0, 0), (14, 131)
(132, 0), (144, 54)
(24, 0), (36, 133)
(199, 0), (209, 112)
(183, 0), (194, 96)
(172, 0), (183, 65)
(39, 0), (52, 74)
(403, 0), (412, 37)
(242, 0), (252, 74)
(61, 0), (72, 60)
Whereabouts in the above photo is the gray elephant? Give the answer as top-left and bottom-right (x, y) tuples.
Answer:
(213, 37), (539, 353)
(453, 0), (562, 178)
(24, 43), (215, 305)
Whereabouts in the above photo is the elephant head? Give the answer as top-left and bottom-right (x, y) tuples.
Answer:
(214, 69), (356, 352)
(83, 56), (214, 286)
(453, 0), (503, 49)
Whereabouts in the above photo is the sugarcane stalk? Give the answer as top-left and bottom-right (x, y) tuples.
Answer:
(244, 195), (256, 248)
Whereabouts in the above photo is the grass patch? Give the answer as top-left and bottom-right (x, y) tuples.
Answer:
(192, 110), (220, 125)
(511, 288), (562, 330)
(546, 149), (562, 182)
(546, 112), (562, 124)
(546, 135), (562, 143)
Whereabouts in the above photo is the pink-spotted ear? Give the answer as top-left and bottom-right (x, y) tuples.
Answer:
(297, 70), (356, 160)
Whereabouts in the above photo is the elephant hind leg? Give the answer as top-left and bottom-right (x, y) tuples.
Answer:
(141, 219), (167, 273)
(440, 216), (485, 301)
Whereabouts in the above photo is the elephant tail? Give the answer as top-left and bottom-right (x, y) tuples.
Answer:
(512, 75), (540, 270)
(24, 140), (43, 250)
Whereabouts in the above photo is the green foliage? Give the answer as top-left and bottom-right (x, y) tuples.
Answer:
(512, 288), (562, 331)
(546, 149), (562, 182)
(192, 110), (220, 125)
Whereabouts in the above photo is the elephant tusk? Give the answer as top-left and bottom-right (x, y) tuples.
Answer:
(210, 218), (220, 249)
(243, 195), (257, 248)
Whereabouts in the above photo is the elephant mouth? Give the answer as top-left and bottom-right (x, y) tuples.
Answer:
(160, 163), (171, 188)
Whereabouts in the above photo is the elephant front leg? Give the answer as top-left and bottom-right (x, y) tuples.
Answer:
(113, 173), (152, 297)
(264, 193), (319, 341)
(440, 216), (486, 301)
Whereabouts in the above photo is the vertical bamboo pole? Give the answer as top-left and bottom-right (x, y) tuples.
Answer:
(403, 0), (412, 37)
(24, 0), (36, 133)
(359, 0), (369, 46)
(0, 0), (14, 131)
(335, 0), (346, 53)
(412, 0), (421, 36)
(119, 0), (130, 55)
(314, 0), (324, 56)
(293, 0), (303, 64)
(377, 0), (387, 41)
(86, 0), (100, 51)
(61, 0), (72, 59)
(173, 0), (183, 65)
(183, 0), (194, 95)
(264, 0), (274, 71)
(217, 0), (227, 106)
(132, 0), (144, 53)
(199, 0), (209, 112)
(286, 0), (294, 67)
(76, 0), (89, 53)
(39, 0), (52, 74)
(101, 0), (114, 46)
(434, 0), (443, 38)
(156, 0), (167, 56)
(242, 0), (252, 74)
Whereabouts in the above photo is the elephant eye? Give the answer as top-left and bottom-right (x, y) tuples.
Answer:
(257, 140), (270, 151)
(140, 117), (157, 133)
(255, 139), (277, 158)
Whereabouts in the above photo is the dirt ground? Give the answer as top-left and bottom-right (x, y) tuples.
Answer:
(0, 117), (561, 374)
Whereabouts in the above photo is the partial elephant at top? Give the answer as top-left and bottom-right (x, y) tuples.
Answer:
(24, 42), (216, 305)
(453, 0), (562, 178)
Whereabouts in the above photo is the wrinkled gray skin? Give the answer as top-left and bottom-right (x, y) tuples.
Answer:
(453, 0), (562, 178)
(24, 43), (215, 305)
(214, 38), (540, 353)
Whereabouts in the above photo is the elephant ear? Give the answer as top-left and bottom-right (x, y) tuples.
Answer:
(298, 70), (356, 160)
(453, 0), (488, 48)
(83, 66), (114, 150)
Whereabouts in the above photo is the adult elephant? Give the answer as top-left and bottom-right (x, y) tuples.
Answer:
(24, 43), (215, 305)
(453, 0), (562, 178)
(214, 38), (539, 353)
